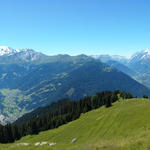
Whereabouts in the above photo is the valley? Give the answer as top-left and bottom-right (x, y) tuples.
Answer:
(0, 89), (31, 124)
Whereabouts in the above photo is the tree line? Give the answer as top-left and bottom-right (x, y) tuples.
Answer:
(0, 90), (133, 143)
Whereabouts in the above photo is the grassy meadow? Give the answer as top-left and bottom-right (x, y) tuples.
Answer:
(1, 98), (150, 150)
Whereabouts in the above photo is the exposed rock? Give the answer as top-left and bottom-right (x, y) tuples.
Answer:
(71, 138), (78, 144)
(35, 142), (40, 146)
(16, 143), (29, 146)
(49, 142), (56, 146)
(40, 141), (47, 145)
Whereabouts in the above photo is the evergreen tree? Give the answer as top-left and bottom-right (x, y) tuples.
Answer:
(142, 94), (148, 99)
(105, 97), (112, 108)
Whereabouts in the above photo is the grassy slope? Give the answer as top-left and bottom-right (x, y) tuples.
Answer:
(1, 98), (150, 150)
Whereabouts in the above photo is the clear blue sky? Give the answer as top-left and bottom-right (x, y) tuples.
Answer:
(1, 0), (150, 56)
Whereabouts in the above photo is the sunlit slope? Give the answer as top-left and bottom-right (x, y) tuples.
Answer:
(2, 98), (150, 150)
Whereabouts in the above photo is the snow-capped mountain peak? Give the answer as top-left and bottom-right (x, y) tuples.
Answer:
(0, 46), (21, 56)
(143, 48), (150, 54)
(0, 46), (10, 50)
(0, 46), (41, 56)
(129, 48), (150, 64)
(0, 46), (48, 63)
(0, 46), (38, 56)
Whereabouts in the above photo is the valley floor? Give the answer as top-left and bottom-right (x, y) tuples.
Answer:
(1, 98), (150, 150)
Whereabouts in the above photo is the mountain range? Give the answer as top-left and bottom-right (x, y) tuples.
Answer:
(93, 48), (150, 88)
(0, 46), (150, 124)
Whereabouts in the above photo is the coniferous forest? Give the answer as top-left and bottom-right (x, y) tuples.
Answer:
(0, 90), (133, 143)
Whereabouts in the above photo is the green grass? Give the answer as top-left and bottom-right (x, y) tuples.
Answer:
(1, 98), (150, 150)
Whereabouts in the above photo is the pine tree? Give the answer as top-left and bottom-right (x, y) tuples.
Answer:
(105, 97), (112, 108)
(142, 94), (148, 99)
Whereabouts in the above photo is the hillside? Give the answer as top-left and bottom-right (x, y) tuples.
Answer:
(1, 98), (150, 150)
(21, 60), (150, 105)
(17, 60), (150, 102)
(1, 55), (150, 124)
(104, 60), (136, 76)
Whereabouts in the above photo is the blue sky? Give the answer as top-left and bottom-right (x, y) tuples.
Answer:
(0, 0), (150, 56)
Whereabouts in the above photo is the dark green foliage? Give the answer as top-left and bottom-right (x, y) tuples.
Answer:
(105, 97), (112, 108)
(0, 90), (133, 144)
(12, 125), (20, 140)
(142, 94), (148, 99)
(14, 99), (71, 125)
(119, 90), (133, 99)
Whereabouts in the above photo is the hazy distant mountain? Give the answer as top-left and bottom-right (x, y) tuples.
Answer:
(126, 49), (150, 88)
(92, 49), (150, 89)
(128, 49), (150, 73)
(92, 54), (129, 64)
(105, 60), (136, 76)
(92, 49), (150, 73)
(91, 54), (136, 76)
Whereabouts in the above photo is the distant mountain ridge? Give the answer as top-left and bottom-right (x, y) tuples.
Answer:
(0, 46), (49, 64)
(128, 49), (150, 73)
(0, 46), (150, 124)
(92, 48), (150, 73)
(92, 54), (129, 64)
(0, 46), (41, 56)
(0, 46), (20, 56)
(92, 49), (150, 89)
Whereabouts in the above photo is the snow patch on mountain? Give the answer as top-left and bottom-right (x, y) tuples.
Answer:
(0, 46), (48, 63)
(144, 48), (150, 54)
(0, 46), (41, 57)
(0, 46), (19, 56)
(129, 48), (150, 63)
